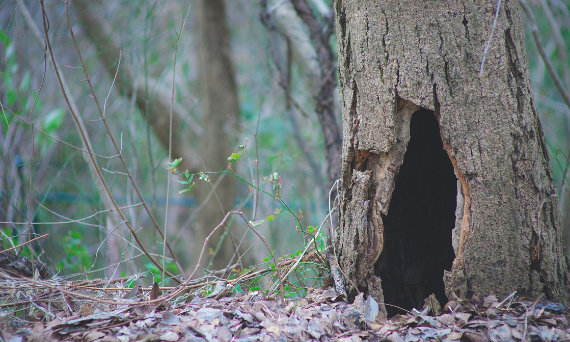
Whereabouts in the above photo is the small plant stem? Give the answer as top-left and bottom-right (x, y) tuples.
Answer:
(64, 1), (182, 271)
(269, 207), (332, 294)
(163, 4), (192, 284)
(181, 169), (326, 263)
(40, 1), (179, 283)
(235, 212), (285, 304)
(0, 233), (49, 255)
(17, 0), (133, 272)
(206, 191), (254, 271)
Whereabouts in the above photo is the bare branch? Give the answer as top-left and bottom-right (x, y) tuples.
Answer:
(16, 0), (130, 272)
(72, 0), (201, 173)
(539, 0), (570, 87)
(37, 0), (181, 283)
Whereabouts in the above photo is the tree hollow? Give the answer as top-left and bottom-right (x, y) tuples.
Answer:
(375, 109), (456, 316)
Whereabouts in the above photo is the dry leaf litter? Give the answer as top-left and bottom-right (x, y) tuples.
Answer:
(2, 272), (569, 342)
(1, 251), (569, 341)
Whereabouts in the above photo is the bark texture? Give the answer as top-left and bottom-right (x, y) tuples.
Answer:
(195, 0), (240, 268)
(334, 0), (569, 308)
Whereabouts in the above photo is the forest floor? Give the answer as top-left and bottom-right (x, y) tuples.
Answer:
(2, 279), (569, 341)
(0, 252), (569, 341)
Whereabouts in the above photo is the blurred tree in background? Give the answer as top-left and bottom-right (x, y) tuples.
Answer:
(0, 0), (567, 284)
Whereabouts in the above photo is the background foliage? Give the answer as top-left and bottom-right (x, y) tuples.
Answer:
(0, 0), (568, 285)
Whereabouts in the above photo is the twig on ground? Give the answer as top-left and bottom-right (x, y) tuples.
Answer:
(497, 290), (517, 309)
(235, 212), (285, 304)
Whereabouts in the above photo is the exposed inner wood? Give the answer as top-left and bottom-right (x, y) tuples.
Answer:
(442, 141), (471, 271)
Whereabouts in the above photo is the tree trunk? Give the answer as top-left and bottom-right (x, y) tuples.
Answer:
(562, 186), (570, 262)
(334, 0), (569, 315)
(288, 0), (342, 193)
(261, 0), (342, 196)
(195, 0), (240, 269)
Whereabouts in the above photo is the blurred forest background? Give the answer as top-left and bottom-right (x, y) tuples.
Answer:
(0, 0), (568, 288)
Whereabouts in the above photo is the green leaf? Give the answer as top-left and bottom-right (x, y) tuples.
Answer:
(179, 183), (195, 194)
(178, 174), (194, 185)
(6, 89), (16, 108)
(0, 30), (9, 46)
(19, 72), (31, 92)
(5, 44), (15, 60)
(227, 152), (241, 161)
(42, 109), (65, 134)
(168, 157), (182, 167)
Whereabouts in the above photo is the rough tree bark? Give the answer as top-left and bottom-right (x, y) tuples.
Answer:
(195, 0), (240, 269)
(334, 0), (569, 314)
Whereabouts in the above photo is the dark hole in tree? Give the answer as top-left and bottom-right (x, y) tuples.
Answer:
(375, 108), (457, 316)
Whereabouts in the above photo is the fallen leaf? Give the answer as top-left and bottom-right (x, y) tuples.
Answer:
(207, 281), (227, 298)
(234, 311), (255, 324)
(261, 320), (281, 334)
(160, 312), (181, 325)
(460, 331), (488, 342)
(363, 295), (379, 322)
(454, 312), (471, 325)
(159, 331), (179, 341)
(443, 300), (458, 312)
(80, 304), (94, 316)
(307, 318), (326, 339)
(150, 282), (161, 300)
(538, 318), (557, 326)
(438, 314), (454, 326)
(122, 285), (140, 300)
(424, 293), (442, 316)
(445, 331), (463, 340)
(196, 308), (222, 322)
(216, 326), (232, 342)
(84, 331), (106, 342)
(236, 327), (260, 338)
(483, 295), (498, 308)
